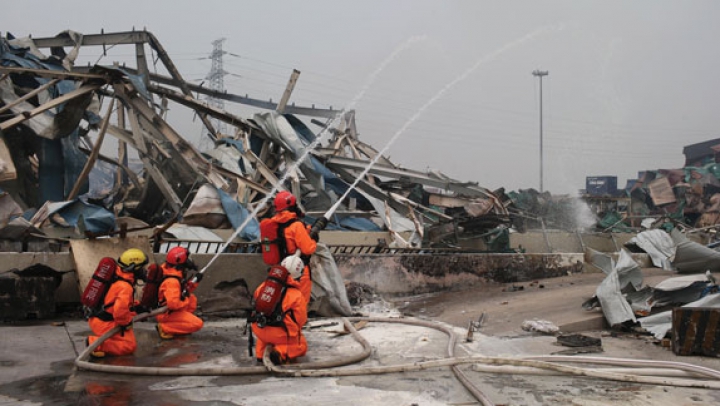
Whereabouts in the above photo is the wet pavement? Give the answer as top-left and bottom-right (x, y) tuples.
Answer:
(2, 312), (477, 406)
(3, 285), (720, 405)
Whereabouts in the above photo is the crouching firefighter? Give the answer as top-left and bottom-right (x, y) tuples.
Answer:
(85, 248), (149, 358)
(155, 246), (204, 339)
(264, 191), (326, 305)
(249, 255), (308, 364)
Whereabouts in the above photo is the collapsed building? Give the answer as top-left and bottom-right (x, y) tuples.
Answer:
(8, 29), (714, 256)
(0, 29), (521, 252)
(3, 30), (720, 340)
(581, 139), (720, 237)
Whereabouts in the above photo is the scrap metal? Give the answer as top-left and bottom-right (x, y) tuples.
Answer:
(0, 29), (514, 249)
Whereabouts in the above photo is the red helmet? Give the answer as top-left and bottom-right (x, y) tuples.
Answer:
(166, 246), (189, 266)
(273, 191), (296, 212)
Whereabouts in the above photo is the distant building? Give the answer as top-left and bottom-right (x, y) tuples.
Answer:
(585, 176), (618, 197)
(683, 138), (720, 167)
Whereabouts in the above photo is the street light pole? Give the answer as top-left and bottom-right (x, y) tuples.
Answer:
(532, 69), (548, 193)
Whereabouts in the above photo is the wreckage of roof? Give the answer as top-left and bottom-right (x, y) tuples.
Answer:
(0, 29), (515, 248)
(583, 228), (720, 334)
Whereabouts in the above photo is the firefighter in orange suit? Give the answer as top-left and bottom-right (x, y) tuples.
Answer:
(251, 255), (308, 364)
(272, 191), (322, 304)
(86, 248), (148, 357)
(156, 246), (203, 339)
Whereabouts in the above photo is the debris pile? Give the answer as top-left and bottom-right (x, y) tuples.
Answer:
(583, 233), (720, 355)
(586, 142), (720, 235)
(2, 29), (720, 255)
(0, 30), (521, 250)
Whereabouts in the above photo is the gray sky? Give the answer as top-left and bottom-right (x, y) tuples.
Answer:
(4, 1), (720, 195)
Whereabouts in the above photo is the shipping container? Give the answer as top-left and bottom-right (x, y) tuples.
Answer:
(586, 176), (618, 196)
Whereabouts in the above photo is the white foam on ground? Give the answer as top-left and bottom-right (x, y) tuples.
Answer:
(175, 376), (449, 406)
(0, 395), (41, 406)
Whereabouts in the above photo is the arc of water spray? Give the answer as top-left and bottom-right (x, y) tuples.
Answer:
(325, 26), (558, 219)
(194, 26), (558, 280)
(191, 36), (427, 277)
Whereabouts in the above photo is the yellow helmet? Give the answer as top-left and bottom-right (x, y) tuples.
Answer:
(118, 248), (148, 272)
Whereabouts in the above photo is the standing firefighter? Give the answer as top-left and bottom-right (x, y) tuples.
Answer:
(251, 255), (308, 364)
(155, 246), (203, 339)
(264, 191), (324, 304)
(86, 248), (148, 358)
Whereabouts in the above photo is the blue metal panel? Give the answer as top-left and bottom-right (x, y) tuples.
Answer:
(215, 187), (259, 241)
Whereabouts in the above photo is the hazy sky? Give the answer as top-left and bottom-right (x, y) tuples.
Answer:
(4, 1), (720, 195)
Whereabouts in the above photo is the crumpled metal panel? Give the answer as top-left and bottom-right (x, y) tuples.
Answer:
(627, 229), (676, 269)
(216, 187), (259, 241)
(594, 250), (643, 327)
(596, 268), (637, 327)
(252, 111), (333, 208)
(672, 229), (720, 274)
(29, 199), (115, 234)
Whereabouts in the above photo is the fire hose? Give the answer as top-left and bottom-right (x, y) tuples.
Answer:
(76, 314), (720, 406)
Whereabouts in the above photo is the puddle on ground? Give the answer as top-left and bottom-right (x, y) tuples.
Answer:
(0, 322), (260, 405)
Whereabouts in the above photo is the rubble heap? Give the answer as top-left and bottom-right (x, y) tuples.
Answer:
(0, 30), (517, 250)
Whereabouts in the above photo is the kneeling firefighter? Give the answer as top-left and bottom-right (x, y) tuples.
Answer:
(270, 191), (326, 305)
(251, 255), (308, 364)
(155, 246), (204, 339)
(86, 248), (148, 357)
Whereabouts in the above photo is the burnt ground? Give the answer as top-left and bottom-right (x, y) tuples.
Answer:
(3, 267), (720, 406)
(390, 268), (678, 336)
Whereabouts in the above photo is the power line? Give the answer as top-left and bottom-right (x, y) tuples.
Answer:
(76, 44), (716, 147)
(200, 38), (228, 150)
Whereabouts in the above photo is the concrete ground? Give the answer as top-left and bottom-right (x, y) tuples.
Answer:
(2, 268), (720, 406)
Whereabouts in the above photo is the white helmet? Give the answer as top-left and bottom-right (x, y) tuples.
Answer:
(281, 255), (304, 280)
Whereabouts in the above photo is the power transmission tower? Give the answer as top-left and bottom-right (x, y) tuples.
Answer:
(200, 38), (228, 151)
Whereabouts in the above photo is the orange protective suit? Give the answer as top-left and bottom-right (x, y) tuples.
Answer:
(251, 276), (308, 362)
(156, 264), (203, 336)
(272, 210), (317, 303)
(87, 266), (137, 356)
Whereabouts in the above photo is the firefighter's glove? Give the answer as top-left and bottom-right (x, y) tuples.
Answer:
(119, 323), (132, 336)
(131, 304), (149, 314)
(181, 280), (197, 300)
(310, 217), (328, 241)
(309, 230), (319, 242)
